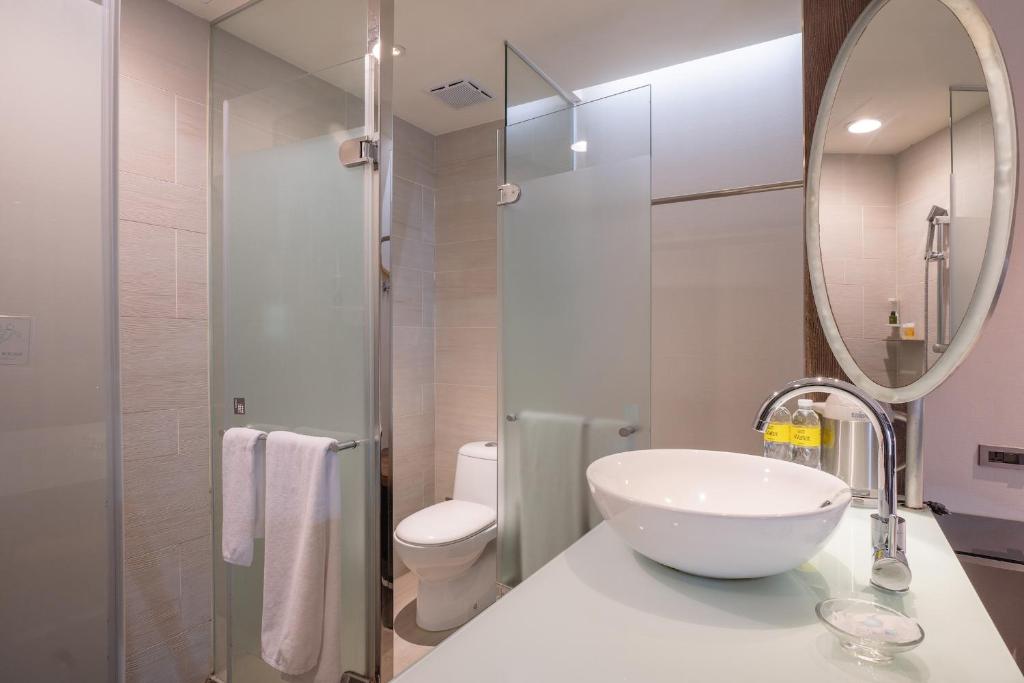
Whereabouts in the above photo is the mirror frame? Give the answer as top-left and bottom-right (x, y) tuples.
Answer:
(806, 0), (1018, 403)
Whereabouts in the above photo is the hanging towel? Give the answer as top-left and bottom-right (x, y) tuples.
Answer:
(261, 431), (342, 680)
(221, 427), (266, 567)
(516, 411), (586, 578)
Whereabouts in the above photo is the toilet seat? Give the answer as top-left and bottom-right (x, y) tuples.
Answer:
(395, 500), (496, 547)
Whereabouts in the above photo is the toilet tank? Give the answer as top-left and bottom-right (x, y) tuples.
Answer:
(453, 441), (497, 509)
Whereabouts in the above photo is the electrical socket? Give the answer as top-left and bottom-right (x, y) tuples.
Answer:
(978, 445), (1024, 470)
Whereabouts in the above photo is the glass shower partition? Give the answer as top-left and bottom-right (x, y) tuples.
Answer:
(948, 87), (994, 341)
(499, 46), (652, 588)
(211, 52), (384, 682)
(0, 2), (121, 681)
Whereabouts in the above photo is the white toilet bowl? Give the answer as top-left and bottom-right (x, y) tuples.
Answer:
(394, 441), (497, 631)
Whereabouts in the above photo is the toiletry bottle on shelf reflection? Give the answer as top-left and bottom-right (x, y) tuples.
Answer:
(791, 399), (821, 469)
(762, 405), (793, 461)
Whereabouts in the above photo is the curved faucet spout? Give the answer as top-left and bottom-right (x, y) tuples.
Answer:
(753, 377), (911, 592)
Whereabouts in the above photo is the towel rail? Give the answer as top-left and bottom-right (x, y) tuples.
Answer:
(219, 427), (362, 453)
(503, 414), (640, 438)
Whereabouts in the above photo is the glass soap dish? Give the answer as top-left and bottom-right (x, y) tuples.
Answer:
(816, 598), (925, 663)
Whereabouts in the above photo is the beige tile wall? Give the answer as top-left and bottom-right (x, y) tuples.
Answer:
(651, 189), (806, 455)
(392, 118), (438, 574)
(896, 126), (950, 373)
(118, 1), (212, 680)
(819, 153), (901, 385)
(433, 121), (501, 500)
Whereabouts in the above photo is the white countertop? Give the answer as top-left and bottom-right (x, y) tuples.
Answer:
(395, 507), (1023, 682)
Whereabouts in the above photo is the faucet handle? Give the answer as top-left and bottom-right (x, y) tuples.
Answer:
(870, 514), (912, 592)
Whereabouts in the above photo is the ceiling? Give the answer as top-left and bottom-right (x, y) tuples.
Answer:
(824, 0), (986, 155)
(169, 0), (249, 22)
(174, 0), (799, 135)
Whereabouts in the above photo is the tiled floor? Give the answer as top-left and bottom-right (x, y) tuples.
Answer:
(393, 571), (458, 676)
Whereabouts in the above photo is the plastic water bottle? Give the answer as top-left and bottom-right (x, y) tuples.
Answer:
(791, 399), (822, 469)
(762, 405), (792, 461)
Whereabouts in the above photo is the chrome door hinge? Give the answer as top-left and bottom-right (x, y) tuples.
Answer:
(340, 136), (378, 168)
(497, 182), (521, 206)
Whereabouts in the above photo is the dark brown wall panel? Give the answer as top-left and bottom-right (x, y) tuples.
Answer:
(802, 0), (872, 380)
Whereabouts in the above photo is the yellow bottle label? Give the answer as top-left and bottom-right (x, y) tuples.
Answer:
(764, 423), (790, 443)
(791, 426), (821, 448)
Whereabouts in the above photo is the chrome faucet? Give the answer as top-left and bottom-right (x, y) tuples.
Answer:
(753, 377), (912, 592)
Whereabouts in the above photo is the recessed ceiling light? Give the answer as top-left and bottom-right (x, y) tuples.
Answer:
(570, 140), (588, 152)
(847, 118), (882, 134)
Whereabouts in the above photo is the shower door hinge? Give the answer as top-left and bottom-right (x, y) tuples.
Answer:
(340, 136), (378, 168)
(497, 183), (521, 206)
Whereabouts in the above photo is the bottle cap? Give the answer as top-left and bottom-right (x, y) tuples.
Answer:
(797, 398), (813, 408)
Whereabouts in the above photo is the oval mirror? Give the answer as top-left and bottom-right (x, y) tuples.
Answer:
(807, 0), (1016, 404)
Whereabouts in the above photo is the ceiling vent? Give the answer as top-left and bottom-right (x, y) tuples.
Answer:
(429, 79), (493, 109)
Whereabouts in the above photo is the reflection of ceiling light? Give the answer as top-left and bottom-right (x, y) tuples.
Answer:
(370, 42), (405, 59)
(570, 140), (588, 152)
(847, 118), (882, 134)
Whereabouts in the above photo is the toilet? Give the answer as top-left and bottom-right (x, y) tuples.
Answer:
(394, 441), (497, 631)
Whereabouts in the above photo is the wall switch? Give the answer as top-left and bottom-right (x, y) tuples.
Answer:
(979, 445), (1024, 470)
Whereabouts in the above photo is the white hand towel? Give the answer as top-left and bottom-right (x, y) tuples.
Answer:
(221, 427), (266, 567)
(261, 431), (341, 678)
(517, 411), (586, 578)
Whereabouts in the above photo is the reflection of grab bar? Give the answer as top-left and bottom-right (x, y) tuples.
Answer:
(219, 426), (361, 452)
(925, 207), (951, 354)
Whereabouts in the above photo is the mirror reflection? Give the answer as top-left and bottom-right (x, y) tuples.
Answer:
(818, 0), (994, 387)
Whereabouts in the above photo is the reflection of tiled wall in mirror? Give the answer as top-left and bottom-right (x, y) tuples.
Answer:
(819, 154), (900, 385)
(895, 123), (951, 376)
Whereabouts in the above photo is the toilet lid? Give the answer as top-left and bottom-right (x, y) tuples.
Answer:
(395, 500), (496, 546)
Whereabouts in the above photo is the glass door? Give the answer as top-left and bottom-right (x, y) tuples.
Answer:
(0, 1), (120, 681)
(498, 46), (652, 587)
(210, 1), (391, 680)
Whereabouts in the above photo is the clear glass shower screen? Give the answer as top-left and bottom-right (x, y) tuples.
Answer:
(211, 55), (377, 682)
(504, 44), (573, 182)
(499, 86), (652, 587)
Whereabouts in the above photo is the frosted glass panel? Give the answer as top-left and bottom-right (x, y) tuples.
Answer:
(500, 87), (651, 586)
(0, 1), (117, 681)
(950, 90), (994, 337)
(214, 59), (373, 682)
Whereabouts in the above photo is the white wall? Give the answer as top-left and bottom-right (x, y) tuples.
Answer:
(577, 34), (805, 199)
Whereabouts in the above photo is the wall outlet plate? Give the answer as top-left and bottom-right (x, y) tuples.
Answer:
(978, 444), (1024, 470)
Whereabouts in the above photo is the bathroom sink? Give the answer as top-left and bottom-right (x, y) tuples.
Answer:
(587, 449), (852, 579)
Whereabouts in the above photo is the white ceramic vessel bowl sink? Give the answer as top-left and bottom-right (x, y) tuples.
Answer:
(587, 449), (852, 579)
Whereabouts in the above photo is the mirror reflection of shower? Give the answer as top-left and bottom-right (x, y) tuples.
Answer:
(815, 0), (998, 389)
(925, 205), (950, 357)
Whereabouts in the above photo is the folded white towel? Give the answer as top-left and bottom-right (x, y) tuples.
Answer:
(221, 427), (265, 567)
(261, 431), (342, 679)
